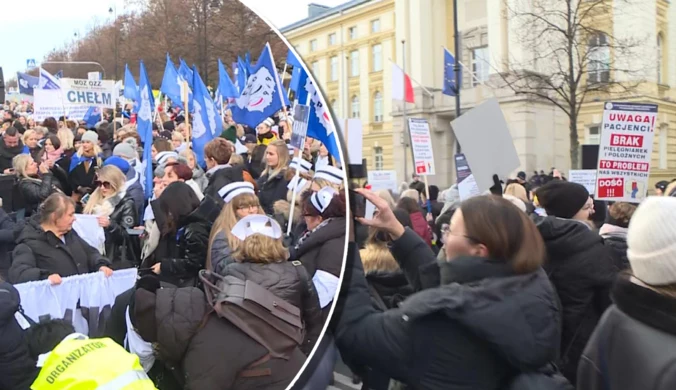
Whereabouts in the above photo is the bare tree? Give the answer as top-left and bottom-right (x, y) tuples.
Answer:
(496, 0), (648, 168)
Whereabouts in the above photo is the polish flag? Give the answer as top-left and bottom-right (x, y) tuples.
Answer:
(391, 62), (415, 103)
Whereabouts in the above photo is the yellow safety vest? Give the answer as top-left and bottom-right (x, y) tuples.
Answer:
(32, 337), (157, 390)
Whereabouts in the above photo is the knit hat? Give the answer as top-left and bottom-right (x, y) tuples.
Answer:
(113, 142), (137, 160)
(627, 196), (676, 285)
(81, 131), (98, 144)
(103, 156), (130, 175)
(535, 180), (589, 219)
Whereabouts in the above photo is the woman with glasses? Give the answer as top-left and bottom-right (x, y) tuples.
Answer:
(335, 191), (563, 390)
(207, 182), (264, 275)
(534, 180), (619, 383)
(82, 165), (138, 267)
(151, 182), (211, 287)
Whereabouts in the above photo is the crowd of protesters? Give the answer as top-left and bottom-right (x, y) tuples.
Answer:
(0, 100), (346, 389)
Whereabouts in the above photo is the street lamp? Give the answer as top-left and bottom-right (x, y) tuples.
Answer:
(203, 0), (220, 87)
(109, 6), (118, 81)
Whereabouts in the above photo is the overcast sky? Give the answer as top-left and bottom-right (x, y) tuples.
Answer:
(1, 0), (344, 83)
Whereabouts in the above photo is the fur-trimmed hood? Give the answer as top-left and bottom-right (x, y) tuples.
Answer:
(272, 199), (301, 224)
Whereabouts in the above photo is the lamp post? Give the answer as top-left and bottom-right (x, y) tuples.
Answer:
(109, 5), (118, 81)
(202, 0), (220, 87)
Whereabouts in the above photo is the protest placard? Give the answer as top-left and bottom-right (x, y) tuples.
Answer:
(290, 104), (310, 149)
(408, 118), (435, 175)
(595, 102), (657, 203)
(34, 89), (89, 122)
(367, 170), (398, 193)
(569, 170), (597, 195)
(61, 78), (116, 108)
(451, 98), (521, 193)
(455, 154), (481, 200)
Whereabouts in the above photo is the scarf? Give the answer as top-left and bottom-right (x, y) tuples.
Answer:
(206, 164), (231, 178)
(69, 149), (98, 173)
(599, 223), (628, 239)
(42, 148), (63, 164)
(295, 218), (333, 251)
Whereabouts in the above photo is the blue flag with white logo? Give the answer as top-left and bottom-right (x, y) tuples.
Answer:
(123, 64), (139, 100)
(230, 43), (286, 129)
(293, 68), (340, 162)
(160, 54), (184, 109)
(178, 59), (194, 90)
(17, 72), (39, 95)
(286, 49), (304, 93)
(192, 65), (222, 167)
(217, 59), (239, 100)
(443, 48), (459, 97)
(39, 68), (60, 90)
(138, 61), (155, 199)
(83, 107), (101, 128)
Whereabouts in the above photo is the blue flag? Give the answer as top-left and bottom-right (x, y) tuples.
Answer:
(286, 49), (304, 93)
(160, 54), (184, 108)
(230, 43), (286, 129)
(245, 52), (252, 71)
(17, 72), (39, 95)
(83, 107), (101, 128)
(38, 68), (60, 90)
(217, 59), (239, 99)
(54, 70), (63, 79)
(138, 61), (155, 199)
(443, 48), (459, 97)
(123, 64), (139, 101)
(192, 65), (222, 167)
(293, 68), (340, 162)
(178, 59), (194, 90)
(286, 48), (303, 68)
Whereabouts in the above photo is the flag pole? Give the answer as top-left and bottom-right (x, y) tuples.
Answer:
(402, 40), (409, 182)
(266, 42), (292, 132)
(452, 0), (462, 154)
(183, 80), (191, 150)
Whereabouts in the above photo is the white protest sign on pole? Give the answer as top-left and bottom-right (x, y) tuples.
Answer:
(368, 170), (398, 194)
(60, 78), (116, 108)
(569, 170), (597, 195)
(451, 98), (521, 193)
(595, 102), (657, 203)
(408, 118), (435, 175)
(88, 72), (102, 81)
(339, 118), (363, 165)
(33, 89), (89, 122)
(455, 153), (481, 200)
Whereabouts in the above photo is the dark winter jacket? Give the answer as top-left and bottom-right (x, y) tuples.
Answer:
(534, 216), (619, 383)
(204, 165), (245, 201)
(154, 201), (213, 287)
(133, 286), (306, 390)
(334, 229), (561, 390)
(68, 152), (100, 193)
(103, 192), (139, 268)
(0, 209), (22, 280)
(365, 270), (415, 310)
(8, 217), (111, 283)
(221, 261), (323, 355)
(0, 139), (24, 173)
(256, 171), (290, 216)
(577, 276), (676, 390)
(599, 225), (629, 271)
(0, 282), (38, 390)
(210, 231), (235, 276)
(17, 175), (59, 216)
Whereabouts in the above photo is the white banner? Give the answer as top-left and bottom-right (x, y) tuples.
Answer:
(14, 269), (137, 337)
(569, 170), (597, 195)
(33, 89), (89, 122)
(367, 170), (398, 194)
(61, 78), (116, 108)
(408, 118), (436, 175)
(595, 102), (657, 203)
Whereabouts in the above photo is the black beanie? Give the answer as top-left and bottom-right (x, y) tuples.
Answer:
(536, 180), (589, 219)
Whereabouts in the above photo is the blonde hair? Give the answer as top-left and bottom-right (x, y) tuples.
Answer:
(400, 189), (419, 201)
(206, 193), (263, 270)
(504, 183), (529, 204)
(376, 189), (396, 209)
(76, 143), (103, 168)
(361, 226), (400, 273)
(83, 165), (126, 214)
(229, 153), (244, 166)
(179, 148), (197, 168)
(261, 140), (290, 181)
(232, 233), (289, 263)
(665, 181), (676, 197)
(171, 131), (185, 143)
(57, 128), (74, 150)
(236, 124), (244, 139)
(22, 129), (37, 145)
(312, 178), (344, 191)
(12, 154), (34, 179)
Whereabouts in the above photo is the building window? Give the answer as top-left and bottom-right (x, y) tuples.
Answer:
(311, 61), (319, 77)
(351, 95), (360, 118)
(309, 39), (317, 52)
(328, 33), (336, 46)
(660, 125), (668, 169)
(372, 44), (382, 72)
(330, 56), (338, 81)
(657, 34), (664, 85)
(374, 146), (384, 170)
(587, 125), (600, 145)
(588, 33), (610, 83)
(471, 46), (490, 86)
(350, 50), (360, 77)
(349, 26), (357, 40)
(371, 19), (381, 33)
(373, 91), (383, 122)
(330, 98), (340, 117)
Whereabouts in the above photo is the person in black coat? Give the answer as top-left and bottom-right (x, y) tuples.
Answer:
(256, 140), (290, 216)
(598, 202), (635, 270)
(0, 281), (39, 389)
(9, 193), (113, 284)
(13, 154), (61, 217)
(150, 182), (212, 287)
(334, 191), (563, 390)
(578, 197), (676, 390)
(535, 180), (620, 383)
(0, 127), (24, 174)
(203, 138), (245, 201)
(0, 208), (22, 280)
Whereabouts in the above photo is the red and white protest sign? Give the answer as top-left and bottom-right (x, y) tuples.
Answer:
(595, 102), (658, 203)
(408, 118), (436, 176)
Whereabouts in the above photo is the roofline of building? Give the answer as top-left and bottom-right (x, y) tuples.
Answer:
(279, 0), (372, 33)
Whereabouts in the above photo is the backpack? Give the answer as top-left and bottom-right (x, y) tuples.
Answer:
(198, 264), (305, 360)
